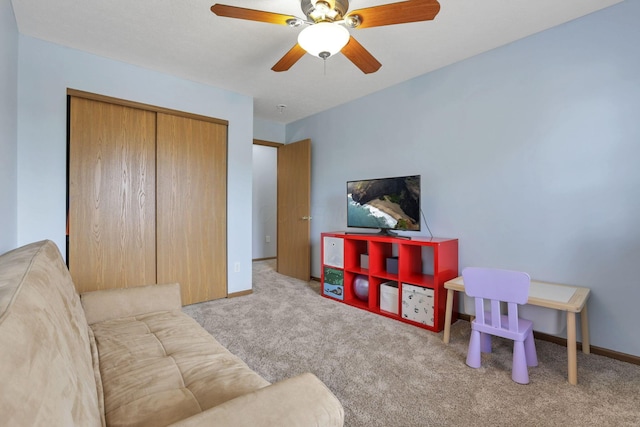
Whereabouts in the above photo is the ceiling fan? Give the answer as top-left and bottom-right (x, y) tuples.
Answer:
(210, 0), (440, 74)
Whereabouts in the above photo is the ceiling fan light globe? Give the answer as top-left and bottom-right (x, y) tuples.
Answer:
(298, 23), (350, 59)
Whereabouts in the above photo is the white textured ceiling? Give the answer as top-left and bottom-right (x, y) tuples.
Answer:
(11, 0), (622, 124)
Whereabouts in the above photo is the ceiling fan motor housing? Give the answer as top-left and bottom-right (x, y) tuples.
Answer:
(301, 0), (350, 22)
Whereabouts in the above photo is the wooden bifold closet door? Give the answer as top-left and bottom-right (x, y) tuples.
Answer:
(68, 93), (227, 305)
(156, 113), (227, 303)
(68, 97), (157, 292)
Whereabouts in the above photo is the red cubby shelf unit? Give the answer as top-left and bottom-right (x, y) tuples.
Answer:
(320, 232), (459, 332)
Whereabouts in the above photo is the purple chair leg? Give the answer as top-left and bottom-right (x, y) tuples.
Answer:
(512, 340), (530, 384)
(466, 329), (482, 369)
(480, 332), (492, 353)
(525, 330), (538, 367)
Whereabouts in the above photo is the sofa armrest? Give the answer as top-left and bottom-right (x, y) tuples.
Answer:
(168, 373), (344, 427)
(81, 283), (182, 324)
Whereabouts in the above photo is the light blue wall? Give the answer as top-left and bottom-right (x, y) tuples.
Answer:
(254, 117), (286, 142)
(16, 36), (255, 294)
(0, 0), (18, 253)
(287, 1), (640, 357)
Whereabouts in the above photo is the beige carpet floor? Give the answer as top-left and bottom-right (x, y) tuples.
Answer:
(183, 260), (640, 427)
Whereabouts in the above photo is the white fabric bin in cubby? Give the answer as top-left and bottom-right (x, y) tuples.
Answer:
(401, 284), (434, 327)
(380, 282), (398, 314)
(323, 237), (344, 268)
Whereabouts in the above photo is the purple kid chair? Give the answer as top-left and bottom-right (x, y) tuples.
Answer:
(462, 267), (538, 384)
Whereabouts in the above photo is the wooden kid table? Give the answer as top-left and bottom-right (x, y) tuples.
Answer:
(443, 276), (590, 385)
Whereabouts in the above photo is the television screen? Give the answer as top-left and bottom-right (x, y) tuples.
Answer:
(347, 175), (421, 233)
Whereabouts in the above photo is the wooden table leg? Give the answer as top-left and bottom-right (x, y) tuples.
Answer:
(567, 311), (578, 385)
(580, 304), (590, 354)
(443, 288), (454, 344)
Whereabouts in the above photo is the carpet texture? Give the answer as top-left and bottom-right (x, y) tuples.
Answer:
(183, 260), (640, 427)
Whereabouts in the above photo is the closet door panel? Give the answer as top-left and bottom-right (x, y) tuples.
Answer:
(68, 97), (157, 293)
(156, 113), (227, 305)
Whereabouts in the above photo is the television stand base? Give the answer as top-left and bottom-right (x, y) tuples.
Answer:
(345, 230), (412, 240)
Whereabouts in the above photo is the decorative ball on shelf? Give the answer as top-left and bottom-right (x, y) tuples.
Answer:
(353, 275), (369, 302)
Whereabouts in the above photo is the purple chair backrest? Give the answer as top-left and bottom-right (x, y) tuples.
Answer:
(462, 267), (531, 332)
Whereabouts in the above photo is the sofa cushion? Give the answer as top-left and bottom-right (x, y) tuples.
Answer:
(91, 310), (271, 427)
(0, 240), (102, 426)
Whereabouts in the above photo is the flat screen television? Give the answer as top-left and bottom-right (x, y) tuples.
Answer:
(347, 175), (421, 236)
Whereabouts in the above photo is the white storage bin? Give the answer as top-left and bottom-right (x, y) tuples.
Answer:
(401, 284), (434, 326)
(323, 237), (344, 268)
(380, 282), (398, 314)
(519, 304), (567, 334)
(462, 294), (500, 316)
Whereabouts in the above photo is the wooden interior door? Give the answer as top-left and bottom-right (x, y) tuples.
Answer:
(277, 139), (311, 281)
(156, 113), (228, 305)
(68, 97), (157, 293)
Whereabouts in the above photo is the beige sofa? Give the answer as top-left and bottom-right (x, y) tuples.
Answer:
(0, 240), (344, 427)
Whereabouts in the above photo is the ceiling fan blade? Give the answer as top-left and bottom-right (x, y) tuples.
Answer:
(347, 0), (440, 29)
(341, 36), (381, 74)
(211, 4), (296, 25)
(272, 44), (307, 72)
